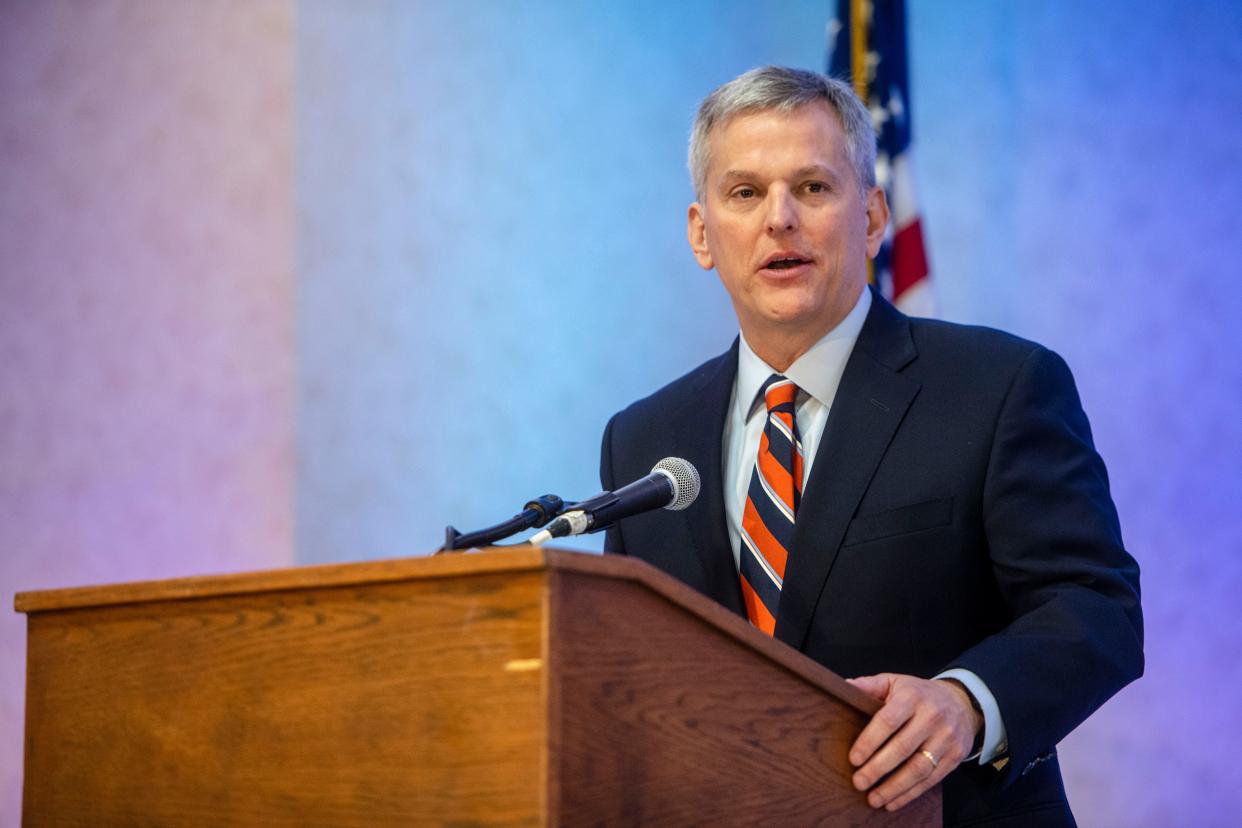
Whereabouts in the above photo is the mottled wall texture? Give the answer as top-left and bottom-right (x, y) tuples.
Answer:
(3, 1), (1241, 825)
(0, 2), (296, 823)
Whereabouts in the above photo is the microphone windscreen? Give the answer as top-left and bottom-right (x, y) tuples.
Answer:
(653, 457), (700, 511)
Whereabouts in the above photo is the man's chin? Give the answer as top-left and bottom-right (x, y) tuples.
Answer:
(740, 306), (834, 346)
(757, 299), (828, 328)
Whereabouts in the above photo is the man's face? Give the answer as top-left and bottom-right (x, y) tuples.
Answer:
(687, 102), (887, 358)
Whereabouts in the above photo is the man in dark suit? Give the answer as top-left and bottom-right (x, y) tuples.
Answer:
(599, 66), (1142, 825)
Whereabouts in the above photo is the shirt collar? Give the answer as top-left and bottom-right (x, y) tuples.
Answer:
(735, 286), (872, 418)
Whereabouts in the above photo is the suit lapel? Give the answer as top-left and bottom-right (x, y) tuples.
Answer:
(671, 340), (746, 617)
(774, 292), (921, 649)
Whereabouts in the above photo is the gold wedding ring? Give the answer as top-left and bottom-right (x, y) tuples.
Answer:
(920, 749), (939, 770)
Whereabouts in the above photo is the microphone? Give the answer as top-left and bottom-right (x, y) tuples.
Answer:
(530, 457), (700, 544)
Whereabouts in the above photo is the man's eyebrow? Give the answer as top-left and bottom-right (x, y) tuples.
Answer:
(717, 165), (843, 185)
(718, 169), (760, 185)
(791, 165), (842, 181)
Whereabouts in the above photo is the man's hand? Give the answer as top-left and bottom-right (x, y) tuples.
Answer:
(846, 673), (983, 811)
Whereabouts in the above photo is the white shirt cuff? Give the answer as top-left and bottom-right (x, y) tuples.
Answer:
(935, 668), (1008, 765)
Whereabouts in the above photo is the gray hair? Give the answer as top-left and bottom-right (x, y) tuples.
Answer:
(688, 66), (876, 201)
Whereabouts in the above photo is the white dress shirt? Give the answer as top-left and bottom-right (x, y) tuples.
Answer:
(720, 285), (1007, 764)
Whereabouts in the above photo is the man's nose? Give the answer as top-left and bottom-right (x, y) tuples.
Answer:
(765, 189), (798, 233)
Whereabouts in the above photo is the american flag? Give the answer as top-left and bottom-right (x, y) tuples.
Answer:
(829, 0), (934, 316)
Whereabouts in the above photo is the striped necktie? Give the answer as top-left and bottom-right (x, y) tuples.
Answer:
(739, 374), (803, 636)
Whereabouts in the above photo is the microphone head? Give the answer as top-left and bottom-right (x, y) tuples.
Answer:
(653, 457), (700, 511)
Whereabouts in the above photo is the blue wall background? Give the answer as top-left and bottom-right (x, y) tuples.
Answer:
(295, 1), (833, 561)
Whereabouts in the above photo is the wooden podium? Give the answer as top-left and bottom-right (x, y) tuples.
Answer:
(16, 547), (939, 825)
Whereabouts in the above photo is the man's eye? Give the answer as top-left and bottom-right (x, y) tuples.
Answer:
(805, 182), (827, 194)
(734, 187), (757, 199)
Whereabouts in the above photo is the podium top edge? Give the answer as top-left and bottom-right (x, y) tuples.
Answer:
(14, 545), (880, 715)
(13, 545), (583, 614)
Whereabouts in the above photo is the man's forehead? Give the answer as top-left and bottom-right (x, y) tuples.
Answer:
(706, 102), (849, 176)
(710, 100), (843, 141)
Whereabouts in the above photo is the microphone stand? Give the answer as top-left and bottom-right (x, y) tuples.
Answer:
(438, 494), (566, 553)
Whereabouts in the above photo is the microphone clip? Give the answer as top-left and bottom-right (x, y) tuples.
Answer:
(439, 494), (566, 553)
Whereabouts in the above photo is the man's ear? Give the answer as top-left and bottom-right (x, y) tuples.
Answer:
(864, 187), (890, 259)
(687, 203), (714, 270)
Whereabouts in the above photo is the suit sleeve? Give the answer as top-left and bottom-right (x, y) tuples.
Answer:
(948, 346), (1143, 785)
(599, 414), (627, 555)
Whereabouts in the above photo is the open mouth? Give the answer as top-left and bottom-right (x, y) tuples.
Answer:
(764, 257), (812, 270)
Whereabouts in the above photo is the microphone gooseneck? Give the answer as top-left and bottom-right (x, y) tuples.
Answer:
(439, 494), (566, 552)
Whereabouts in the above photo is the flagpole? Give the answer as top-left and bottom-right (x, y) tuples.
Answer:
(850, 0), (868, 100)
(849, 0), (875, 285)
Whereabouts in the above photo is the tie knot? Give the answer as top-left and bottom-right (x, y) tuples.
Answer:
(761, 374), (798, 411)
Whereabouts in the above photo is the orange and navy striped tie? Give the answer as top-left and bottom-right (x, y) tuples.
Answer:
(739, 374), (803, 636)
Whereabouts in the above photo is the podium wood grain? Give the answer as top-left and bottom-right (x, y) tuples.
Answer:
(17, 547), (939, 826)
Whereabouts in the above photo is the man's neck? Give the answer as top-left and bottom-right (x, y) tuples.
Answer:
(742, 286), (867, 372)
(745, 332), (821, 373)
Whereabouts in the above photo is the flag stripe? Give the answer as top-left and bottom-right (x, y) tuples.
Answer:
(830, 0), (934, 315)
(892, 217), (929, 300)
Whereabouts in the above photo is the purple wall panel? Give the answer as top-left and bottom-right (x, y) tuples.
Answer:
(0, 3), (296, 823)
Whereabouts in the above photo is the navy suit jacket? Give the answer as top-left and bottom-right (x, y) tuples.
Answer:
(599, 290), (1143, 827)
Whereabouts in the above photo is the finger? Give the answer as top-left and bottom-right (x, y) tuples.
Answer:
(881, 743), (957, 812)
(868, 722), (969, 810)
(852, 715), (929, 794)
(856, 685), (966, 796)
(885, 773), (941, 812)
(866, 747), (942, 810)
(849, 690), (915, 773)
(846, 673), (892, 701)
